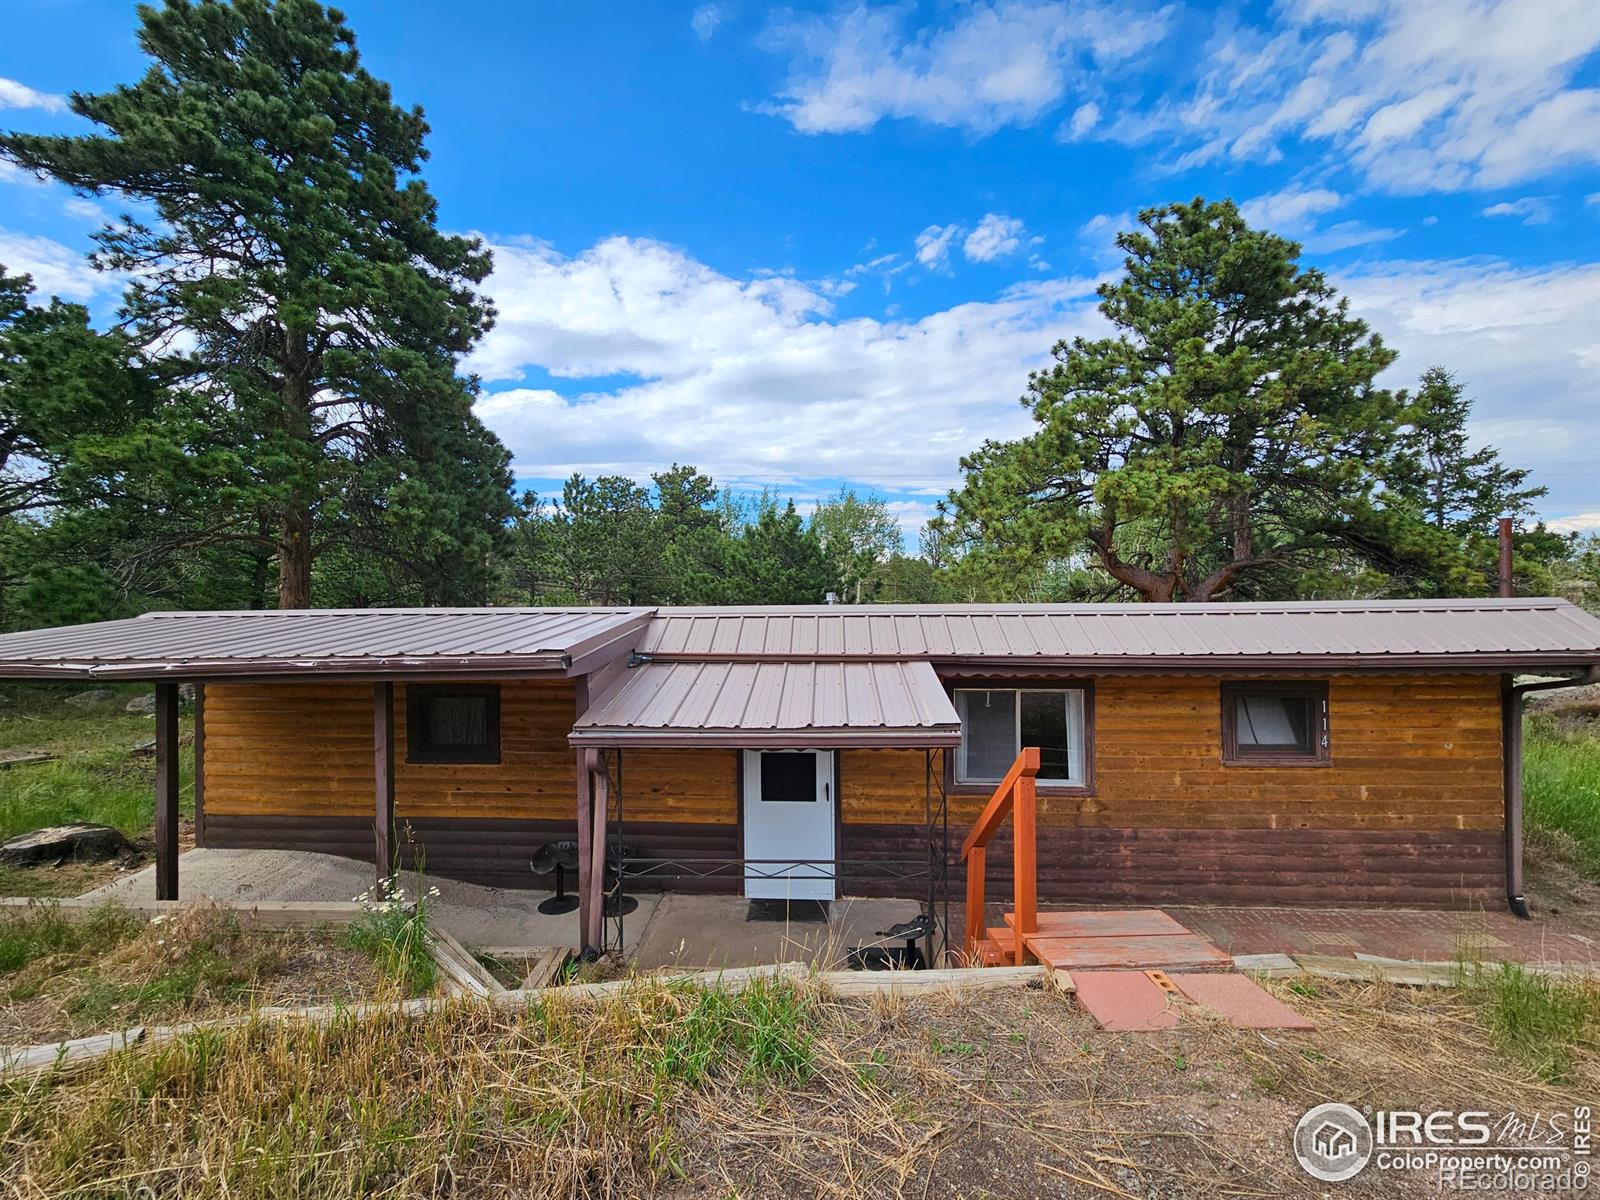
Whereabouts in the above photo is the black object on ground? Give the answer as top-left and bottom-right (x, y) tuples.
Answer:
(847, 912), (936, 971)
(531, 841), (581, 915)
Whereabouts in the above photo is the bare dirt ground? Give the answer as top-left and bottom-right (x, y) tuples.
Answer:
(666, 978), (1595, 1199)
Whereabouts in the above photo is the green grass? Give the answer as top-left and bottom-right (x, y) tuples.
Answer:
(0, 902), (143, 980)
(340, 878), (439, 996)
(1524, 716), (1600, 874)
(0, 684), (195, 843)
(1460, 961), (1600, 1083)
(649, 978), (815, 1089)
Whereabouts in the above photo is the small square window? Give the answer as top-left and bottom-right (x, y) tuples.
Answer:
(1222, 682), (1328, 765)
(407, 685), (501, 764)
(759, 752), (818, 802)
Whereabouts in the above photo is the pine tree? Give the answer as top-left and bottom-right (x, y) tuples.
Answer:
(1391, 367), (1545, 532)
(0, 0), (510, 607)
(944, 198), (1402, 601)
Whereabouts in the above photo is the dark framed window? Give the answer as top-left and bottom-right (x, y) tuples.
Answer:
(1221, 682), (1329, 765)
(406, 684), (501, 764)
(953, 687), (1089, 787)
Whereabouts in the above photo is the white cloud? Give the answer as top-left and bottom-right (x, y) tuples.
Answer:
(1095, 0), (1600, 195)
(691, 4), (724, 42)
(468, 235), (1107, 491)
(1064, 100), (1100, 139)
(963, 213), (1025, 262)
(0, 77), (66, 113)
(760, 1), (1169, 135)
(0, 159), (48, 189)
(0, 229), (103, 300)
(61, 197), (105, 222)
(1482, 196), (1555, 225)
(1239, 186), (1344, 228)
(1334, 257), (1600, 515)
(1238, 185), (1401, 252)
(466, 239), (1598, 523)
(1547, 512), (1600, 534)
(914, 222), (962, 268)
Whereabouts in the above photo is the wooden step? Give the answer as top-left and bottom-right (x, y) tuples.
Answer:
(979, 927), (1024, 966)
(1000, 908), (1233, 973)
(1003, 908), (1187, 938)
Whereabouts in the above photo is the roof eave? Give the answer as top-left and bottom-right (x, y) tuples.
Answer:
(0, 654), (576, 682)
(568, 726), (963, 749)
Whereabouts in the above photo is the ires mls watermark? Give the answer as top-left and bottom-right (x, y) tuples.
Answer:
(1294, 1103), (1592, 1191)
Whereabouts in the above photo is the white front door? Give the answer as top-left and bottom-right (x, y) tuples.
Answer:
(742, 749), (836, 901)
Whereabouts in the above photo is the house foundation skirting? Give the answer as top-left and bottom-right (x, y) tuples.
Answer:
(204, 816), (1504, 906)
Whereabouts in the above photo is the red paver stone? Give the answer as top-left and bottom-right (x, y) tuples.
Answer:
(1073, 971), (1181, 1031)
(1174, 972), (1317, 1030)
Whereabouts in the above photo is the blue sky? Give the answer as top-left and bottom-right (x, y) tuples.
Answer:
(2, 0), (1598, 539)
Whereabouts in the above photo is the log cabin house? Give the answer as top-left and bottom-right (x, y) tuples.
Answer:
(0, 599), (1597, 956)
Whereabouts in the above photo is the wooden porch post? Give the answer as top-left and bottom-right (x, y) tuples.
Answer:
(587, 752), (610, 951)
(576, 748), (595, 950)
(373, 682), (395, 888)
(153, 682), (180, 901)
(192, 683), (206, 847)
(1012, 771), (1037, 966)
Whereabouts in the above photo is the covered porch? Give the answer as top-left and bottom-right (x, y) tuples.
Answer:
(569, 657), (963, 957)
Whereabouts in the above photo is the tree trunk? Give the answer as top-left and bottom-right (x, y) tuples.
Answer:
(277, 505), (313, 608)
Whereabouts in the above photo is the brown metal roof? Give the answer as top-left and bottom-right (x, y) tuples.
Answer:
(0, 608), (652, 680)
(0, 598), (1596, 682)
(570, 659), (962, 748)
(634, 599), (1600, 671)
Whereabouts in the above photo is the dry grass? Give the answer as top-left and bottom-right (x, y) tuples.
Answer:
(0, 903), (381, 1046)
(1, 969), (1594, 1199)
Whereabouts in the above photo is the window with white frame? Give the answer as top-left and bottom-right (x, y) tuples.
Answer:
(954, 688), (1088, 786)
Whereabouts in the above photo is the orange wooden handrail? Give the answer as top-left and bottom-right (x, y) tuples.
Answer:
(959, 746), (1040, 858)
(961, 747), (1041, 966)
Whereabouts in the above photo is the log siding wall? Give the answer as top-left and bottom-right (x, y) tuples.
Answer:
(203, 673), (1505, 905)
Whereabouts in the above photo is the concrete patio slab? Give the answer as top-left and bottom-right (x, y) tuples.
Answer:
(79, 848), (660, 956)
(629, 892), (934, 970)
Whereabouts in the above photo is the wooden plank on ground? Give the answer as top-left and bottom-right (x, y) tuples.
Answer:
(429, 928), (503, 996)
(521, 948), (569, 990)
(0, 753), (56, 770)
(819, 966), (1043, 996)
(1292, 954), (1456, 987)
(1, 963), (814, 1078)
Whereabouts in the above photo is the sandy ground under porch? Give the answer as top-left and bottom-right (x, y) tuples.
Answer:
(79, 848), (932, 969)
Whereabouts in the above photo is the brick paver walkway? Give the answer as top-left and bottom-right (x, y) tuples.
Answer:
(1164, 905), (1600, 967)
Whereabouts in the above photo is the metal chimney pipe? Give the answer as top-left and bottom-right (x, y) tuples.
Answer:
(1497, 517), (1514, 598)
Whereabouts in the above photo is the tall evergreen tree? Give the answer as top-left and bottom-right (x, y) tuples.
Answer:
(0, 0), (510, 608)
(727, 497), (832, 604)
(1390, 366), (1546, 532)
(943, 199), (1402, 601)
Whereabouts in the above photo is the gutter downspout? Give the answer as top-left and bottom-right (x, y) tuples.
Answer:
(1503, 665), (1600, 919)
